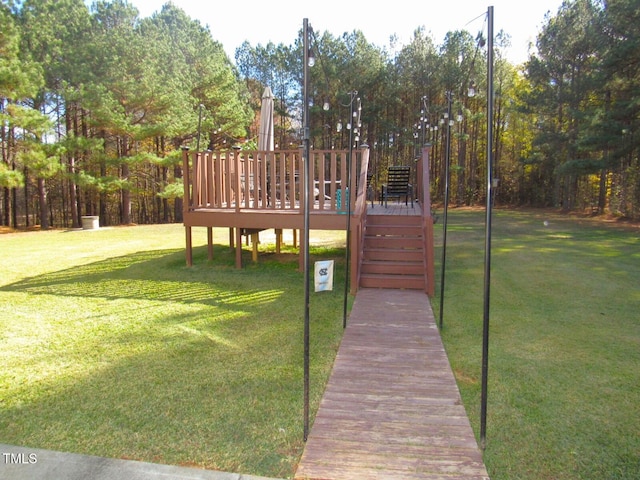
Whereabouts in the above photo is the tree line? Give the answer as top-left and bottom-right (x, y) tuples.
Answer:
(1, 0), (251, 228)
(1, 0), (638, 229)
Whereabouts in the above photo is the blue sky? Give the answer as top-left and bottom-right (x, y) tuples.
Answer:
(118, 0), (564, 64)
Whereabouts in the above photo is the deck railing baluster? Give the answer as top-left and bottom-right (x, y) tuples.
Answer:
(184, 148), (374, 215)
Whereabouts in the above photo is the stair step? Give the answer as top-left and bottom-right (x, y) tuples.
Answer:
(361, 260), (424, 275)
(366, 215), (422, 226)
(366, 224), (422, 237)
(364, 236), (424, 249)
(359, 273), (425, 290)
(364, 248), (424, 262)
(359, 214), (427, 291)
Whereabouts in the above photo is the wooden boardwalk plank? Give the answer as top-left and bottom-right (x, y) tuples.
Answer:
(295, 289), (489, 480)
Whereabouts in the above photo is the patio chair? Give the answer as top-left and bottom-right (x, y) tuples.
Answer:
(381, 165), (413, 207)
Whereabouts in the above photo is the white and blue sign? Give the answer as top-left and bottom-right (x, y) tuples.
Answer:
(314, 260), (334, 292)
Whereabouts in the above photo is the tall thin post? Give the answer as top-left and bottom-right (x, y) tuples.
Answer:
(342, 92), (359, 329)
(480, 5), (494, 451)
(302, 18), (311, 443)
(439, 92), (453, 330)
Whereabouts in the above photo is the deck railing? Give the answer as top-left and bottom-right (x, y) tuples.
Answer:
(352, 147), (371, 292)
(417, 145), (435, 296)
(183, 147), (369, 214)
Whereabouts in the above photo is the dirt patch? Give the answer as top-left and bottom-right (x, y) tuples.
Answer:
(453, 368), (478, 386)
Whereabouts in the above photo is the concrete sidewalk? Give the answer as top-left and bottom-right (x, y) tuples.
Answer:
(1, 444), (284, 480)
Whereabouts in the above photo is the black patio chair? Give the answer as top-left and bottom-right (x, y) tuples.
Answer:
(381, 165), (413, 207)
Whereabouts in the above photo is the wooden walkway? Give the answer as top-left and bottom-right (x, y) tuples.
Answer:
(295, 289), (489, 480)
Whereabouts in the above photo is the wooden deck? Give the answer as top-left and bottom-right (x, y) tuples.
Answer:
(367, 199), (422, 216)
(295, 289), (489, 480)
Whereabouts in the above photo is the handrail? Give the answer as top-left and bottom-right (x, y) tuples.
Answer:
(419, 145), (435, 296)
(181, 147), (192, 219)
(352, 146), (370, 292)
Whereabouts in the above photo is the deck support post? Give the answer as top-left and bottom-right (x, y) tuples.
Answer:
(207, 227), (213, 260)
(251, 233), (259, 262)
(185, 226), (193, 267)
(275, 229), (282, 253)
(235, 227), (242, 268)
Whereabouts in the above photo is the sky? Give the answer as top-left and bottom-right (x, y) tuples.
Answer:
(122, 0), (565, 65)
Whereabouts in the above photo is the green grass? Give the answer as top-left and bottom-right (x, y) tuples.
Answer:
(434, 208), (640, 480)
(3, 211), (639, 479)
(0, 225), (349, 478)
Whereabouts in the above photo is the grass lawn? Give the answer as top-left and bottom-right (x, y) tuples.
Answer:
(435, 208), (640, 480)
(2, 210), (639, 479)
(0, 224), (348, 478)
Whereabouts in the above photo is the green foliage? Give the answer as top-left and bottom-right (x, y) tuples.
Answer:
(555, 157), (605, 175)
(0, 162), (24, 188)
(2, 0), (640, 227)
(1, 0), (254, 228)
(58, 133), (104, 153)
(16, 144), (63, 178)
(157, 182), (183, 200)
(153, 149), (182, 168)
(523, 0), (639, 214)
(124, 152), (161, 166)
(5, 102), (51, 135)
(75, 170), (100, 188)
(0, 3), (43, 99)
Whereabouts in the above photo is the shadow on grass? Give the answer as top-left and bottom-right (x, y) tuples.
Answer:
(2, 242), (346, 304)
(0, 243), (347, 478)
(1, 327), (307, 476)
(2, 246), (274, 306)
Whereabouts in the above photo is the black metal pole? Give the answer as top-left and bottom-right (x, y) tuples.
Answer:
(302, 18), (311, 443)
(439, 92), (453, 330)
(342, 92), (358, 329)
(480, 5), (494, 451)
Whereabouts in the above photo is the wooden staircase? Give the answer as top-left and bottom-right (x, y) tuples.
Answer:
(359, 214), (427, 290)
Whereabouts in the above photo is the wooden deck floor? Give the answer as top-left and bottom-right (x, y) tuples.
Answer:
(295, 289), (489, 480)
(367, 199), (422, 216)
